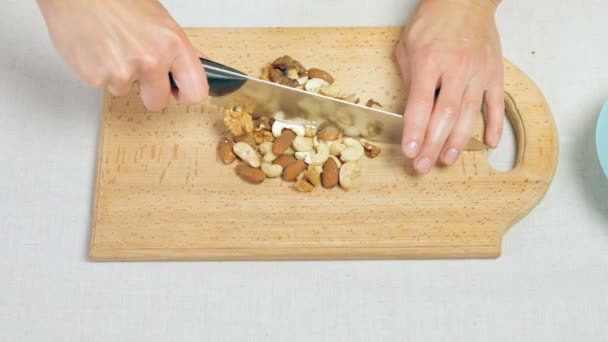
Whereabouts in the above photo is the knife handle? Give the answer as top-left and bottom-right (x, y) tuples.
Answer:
(169, 57), (247, 97)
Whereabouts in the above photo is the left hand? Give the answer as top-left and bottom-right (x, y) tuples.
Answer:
(395, 0), (504, 173)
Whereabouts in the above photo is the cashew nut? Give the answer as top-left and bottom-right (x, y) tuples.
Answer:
(233, 142), (260, 168)
(304, 125), (318, 138)
(292, 136), (314, 152)
(271, 120), (306, 137)
(339, 162), (361, 190)
(340, 138), (365, 162)
(294, 142), (329, 166)
(263, 151), (278, 162)
(309, 142), (330, 166)
(258, 142), (273, 155)
(304, 78), (329, 92)
(297, 76), (309, 85)
(284, 146), (295, 155)
(329, 140), (346, 156)
(319, 84), (341, 98)
(261, 162), (283, 178)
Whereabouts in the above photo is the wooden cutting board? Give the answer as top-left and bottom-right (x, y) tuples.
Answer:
(89, 27), (558, 261)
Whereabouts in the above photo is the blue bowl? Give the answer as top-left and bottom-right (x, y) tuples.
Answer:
(597, 101), (608, 177)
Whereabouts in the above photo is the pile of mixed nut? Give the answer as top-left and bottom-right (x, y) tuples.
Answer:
(216, 56), (382, 192)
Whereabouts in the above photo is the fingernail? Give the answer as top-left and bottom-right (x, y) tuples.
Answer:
(415, 157), (432, 173)
(403, 140), (419, 158)
(444, 148), (460, 164)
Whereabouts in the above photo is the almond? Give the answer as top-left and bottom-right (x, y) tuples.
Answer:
(318, 127), (341, 142)
(234, 133), (256, 148)
(272, 154), (297, 168)
(272, 129), (296, 155)
(235, 163), (265, 184)
(307, 68), (334, 84)
(282, 160), (307, 182)
(217, 137), (236, 164)
(321, 157), (339, 189)
(295, 178), (315, 192)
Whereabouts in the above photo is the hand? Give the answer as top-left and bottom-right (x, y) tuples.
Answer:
(395, 0), (504, 173)
(37, 0), (208, 111)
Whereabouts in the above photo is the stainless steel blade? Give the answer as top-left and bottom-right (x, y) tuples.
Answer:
(207, 64), (486, 150)
(208, 70), (402, 143)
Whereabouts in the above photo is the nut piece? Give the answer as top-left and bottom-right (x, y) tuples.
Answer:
(273, 129), (297, 155)
(217, 137), (236, 164)
(234, 133), (256, 148)
(340, 138), (365, 162)
(321, 158), (339, 189)
(263, 151), (279, 162)
(271, 120), (306, 137)
(273, 154), (297, 168)
(339, 162), (361, 190)
(304, 78), (329, 92)
(233, 142), (261, 168)
(253, 129), (274, 144)
(295, 178), (315, 192)
(329, 140), (346, 156)
(304, 125), (318, 137)
(292, 136), (314, 152)
(318, 127), (341, 141)
(319, 85), (341, 98)
(235, 163), (266, 184)
(307, 68), (335, 84)
(365, 99), (383, 108)
(360, 139), (382, 158)
(258, 142), (273, 155)
(284, 146), (295, 155)
(309, 142), (330, 165)
(223, 106), (254, 136)
(261, 162), (283, 178)
(329, 155), (342, 168)
(304, 168), (321, 187)
(282, 160), (307, 182)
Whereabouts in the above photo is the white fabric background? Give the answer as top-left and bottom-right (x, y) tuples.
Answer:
(1, 0), (608, 341)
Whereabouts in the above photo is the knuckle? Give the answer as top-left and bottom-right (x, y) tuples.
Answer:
(440, 105), (458, 119)
(138, 54), (162, 73)
(166, 28), (189, 51)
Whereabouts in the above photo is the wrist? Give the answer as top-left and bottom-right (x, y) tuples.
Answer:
(420, 0), (500, 11)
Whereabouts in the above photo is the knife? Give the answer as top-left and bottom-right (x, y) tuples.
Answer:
(170, 58), (487, 150)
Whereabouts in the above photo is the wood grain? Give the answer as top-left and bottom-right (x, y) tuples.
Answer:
(89, 27), (558, 261)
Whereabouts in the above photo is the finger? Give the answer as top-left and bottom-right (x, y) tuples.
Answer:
(138, 72), (171, 111)
(170, 49), (209, 105)
(440, 84), (484, 165)
(414, 75), (467, 173)
(401, 64), (440, 159)
(107, 69), (136, 97)
(484, 75), (505, 148)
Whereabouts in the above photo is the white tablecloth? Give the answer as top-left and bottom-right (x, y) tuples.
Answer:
(1, 0), (607, 341)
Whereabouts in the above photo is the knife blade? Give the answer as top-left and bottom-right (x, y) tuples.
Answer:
(170, 58), (487, 150)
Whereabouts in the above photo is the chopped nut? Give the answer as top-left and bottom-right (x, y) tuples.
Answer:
(223, 106), (254, 137)
(264, 56), (307, 87)
(304, 168), (321, 187)
(365, 99), (383, 108)
(253, 129), (274, 144)
(319, 84), (341, 98)
(360, 139), (382, 158)
(271, 120), (306, 137)
(295, 178), (315, 192)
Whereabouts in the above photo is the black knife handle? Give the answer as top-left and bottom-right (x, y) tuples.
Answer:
(169, 57), (247, 97)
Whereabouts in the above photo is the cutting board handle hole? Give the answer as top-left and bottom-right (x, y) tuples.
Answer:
(488, 113), (517, 172)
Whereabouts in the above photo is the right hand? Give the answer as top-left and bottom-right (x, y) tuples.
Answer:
(37, 0), (208, 111)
